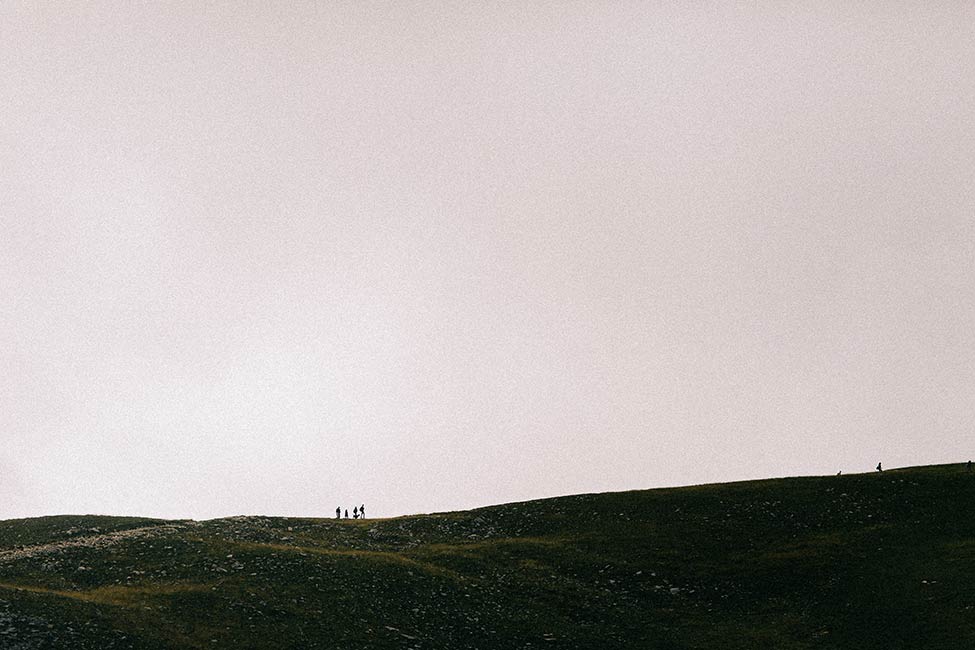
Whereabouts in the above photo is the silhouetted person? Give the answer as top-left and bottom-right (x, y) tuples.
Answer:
(360, 504), (365, 519)
(968, 460), (972, 473)
(344, 509), (349, 519)
(876, 462), (883, 472)
(336, 507), (341, 519)
(353, 507), (359, 519)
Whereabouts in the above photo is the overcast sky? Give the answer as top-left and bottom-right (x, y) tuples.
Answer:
(1, 2), (973, 520)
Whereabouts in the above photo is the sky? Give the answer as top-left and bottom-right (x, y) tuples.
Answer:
(1, 2), (973, 520)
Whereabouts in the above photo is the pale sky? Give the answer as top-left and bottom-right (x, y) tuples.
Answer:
(1, 2), (973, 520)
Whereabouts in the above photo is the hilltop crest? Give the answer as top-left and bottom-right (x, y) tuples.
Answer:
(1, 464), (974, 648)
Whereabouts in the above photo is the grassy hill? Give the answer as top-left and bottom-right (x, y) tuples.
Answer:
(1, 463), (974, 649)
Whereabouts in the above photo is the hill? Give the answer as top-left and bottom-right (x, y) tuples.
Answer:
(1, 463), (974, 649)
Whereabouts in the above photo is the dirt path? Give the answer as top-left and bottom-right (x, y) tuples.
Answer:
(0, 524), (191, 563)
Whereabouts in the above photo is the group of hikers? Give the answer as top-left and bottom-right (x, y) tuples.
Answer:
(330, 462), (974, 521)
(336, 505), (366, 520)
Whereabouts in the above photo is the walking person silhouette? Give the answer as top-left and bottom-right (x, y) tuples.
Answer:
(336, 506), (341, 519)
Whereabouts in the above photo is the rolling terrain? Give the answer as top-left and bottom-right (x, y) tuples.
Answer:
(1, 463), (973, 649)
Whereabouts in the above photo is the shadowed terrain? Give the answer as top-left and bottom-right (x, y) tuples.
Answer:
(1, 463), (973, 649)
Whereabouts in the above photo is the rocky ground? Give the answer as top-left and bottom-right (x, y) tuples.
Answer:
(1, 464), (974, 649)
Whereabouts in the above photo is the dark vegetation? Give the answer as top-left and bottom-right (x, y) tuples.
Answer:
(1, 463), (973, 648)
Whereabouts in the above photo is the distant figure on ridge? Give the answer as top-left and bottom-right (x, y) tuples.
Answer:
(876, 462), (883, 472)
(353, 506), (359, 519)
(336, 506), (341, 519)
(360, 504), (365, 519)
(967, 460), (972, 473)
(344, 509), (349, 519)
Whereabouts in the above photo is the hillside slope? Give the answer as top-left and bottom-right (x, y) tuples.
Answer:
(1, 464), (974, 649)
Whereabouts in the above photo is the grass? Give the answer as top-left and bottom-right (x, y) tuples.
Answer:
(1, 463), (973, 648)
